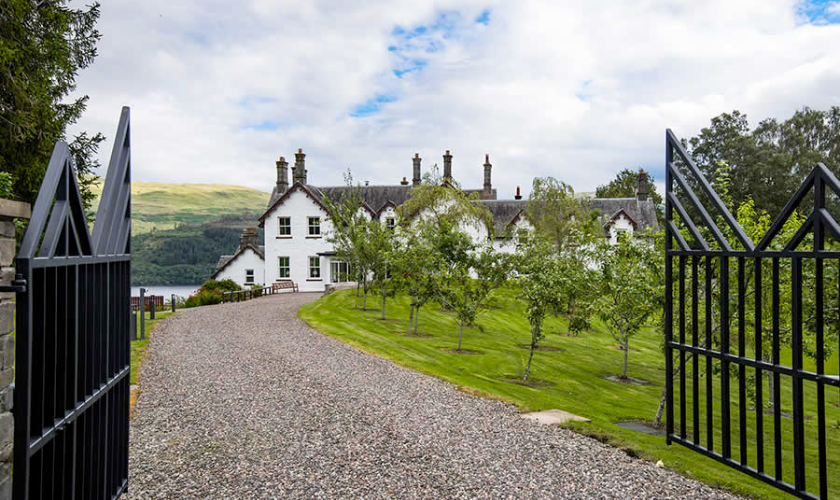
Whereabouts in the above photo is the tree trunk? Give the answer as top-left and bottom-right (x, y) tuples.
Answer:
(414, 305), (420, 334)
(524, 325), (539, 381)
(654, 387), (666, 427)
(457, 321), (465, 350)
(408, 299), (415, 334)
(622, 341), (629, 378)
(381, 286), (387, 319)
(356, 281), (360, 297)
(362, 288), (368, 310)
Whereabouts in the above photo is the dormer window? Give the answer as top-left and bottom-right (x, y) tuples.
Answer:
(308, 217), (321, 236)
(386, 217), (395, 230)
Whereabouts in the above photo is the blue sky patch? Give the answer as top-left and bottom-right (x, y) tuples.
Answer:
(476, 9), (491, 25)
(238, 95), (277, 108)
(244, 120), (279, 131)
(350, 94), (397, 117)
(799, 0), (840, 24)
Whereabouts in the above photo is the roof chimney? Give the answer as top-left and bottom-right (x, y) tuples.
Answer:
(276, 156), (289, 194)
(636, 169), (648, 201)
(443, 150), (452, 180)
(412, 153), (422, 186)
(239, 228), (259, 250)
(293, 148), (307, 184)
(515, 186), (522, 200)
(483, 154), (492, 193)
(400, 176), (409, 186)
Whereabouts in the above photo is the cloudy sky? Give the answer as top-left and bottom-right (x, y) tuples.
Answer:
(67, 0), (840, 199)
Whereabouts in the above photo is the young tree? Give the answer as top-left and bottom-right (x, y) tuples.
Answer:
(366, 219), (399, 320)
(323, 173), (374, 309)
(391, 228), (438, 335)
(435, 239), (512, 352)
(515, 236), (565, 380)
(0, 1), (104, 208)
(596, 232), (660, 379)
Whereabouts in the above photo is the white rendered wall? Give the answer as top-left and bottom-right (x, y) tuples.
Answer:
(607, 213), (635, 245)
(264, 188), (335, 292)
(214, 247), (265, 288)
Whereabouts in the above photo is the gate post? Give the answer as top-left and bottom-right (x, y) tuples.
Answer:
(171, 293), (176, 313)
(0, 198), (31, 498)
(149, 295), (156, 320)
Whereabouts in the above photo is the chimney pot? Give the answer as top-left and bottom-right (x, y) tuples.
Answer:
(443, 150), (453, 180)
(515, 186), (522, 200)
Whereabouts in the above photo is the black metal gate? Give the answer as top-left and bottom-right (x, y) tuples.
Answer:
(665, 130), (838, 499)
(13, 107), (132, 499)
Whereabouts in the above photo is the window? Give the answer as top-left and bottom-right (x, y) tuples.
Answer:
(278, 256), (290, 278)
(386, 217), (395, 230)
(245, 269), (255, 284)
(330, 261), (351, 283)
(309, 256), (321, 279)
(278, 217), (291, 236)
(308, 216), (321, 236)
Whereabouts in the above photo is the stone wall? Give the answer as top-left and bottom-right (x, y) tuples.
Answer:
(0, 198), (31, 499)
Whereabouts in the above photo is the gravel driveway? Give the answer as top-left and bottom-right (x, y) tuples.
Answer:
(127, 293), (737, 499)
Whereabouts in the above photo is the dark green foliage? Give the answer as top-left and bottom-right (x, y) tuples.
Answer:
(200, 279), (241, 293)
(131, 225), (263, 285)
(183, 289), (222, 308)
(0, 0), (103, 207)
(686, 107), (840, 219)
(595, 168), (663, 207)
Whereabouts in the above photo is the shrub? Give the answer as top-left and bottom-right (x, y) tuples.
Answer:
(184, 288), (223, 308)
(200, 279), (241, 293)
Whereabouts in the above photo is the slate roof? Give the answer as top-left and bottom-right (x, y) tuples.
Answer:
(588, 197), (660, 233)
(310, 185), (414, 216)
(212, 244), (265, 275)
(480, 200), (527, 236)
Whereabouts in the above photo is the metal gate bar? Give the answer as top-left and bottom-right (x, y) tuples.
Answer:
(665, 129), (836, 499)
(14, 108), (132, 500)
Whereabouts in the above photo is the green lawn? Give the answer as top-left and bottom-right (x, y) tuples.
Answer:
(131, 310), (174, 385)
(299, 287), (840, 500)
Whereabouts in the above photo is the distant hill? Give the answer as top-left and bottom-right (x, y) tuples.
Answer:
(91, 181), (270, 234)
(88, 181), (269, 285)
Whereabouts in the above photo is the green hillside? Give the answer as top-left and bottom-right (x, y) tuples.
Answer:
(92, 181), (270, 234)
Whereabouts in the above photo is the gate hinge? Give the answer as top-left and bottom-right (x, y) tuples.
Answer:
(0, 274), (26, 293)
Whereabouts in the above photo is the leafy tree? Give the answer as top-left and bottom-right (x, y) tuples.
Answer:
(515, 235), (564, 380)
(595, 168), (663, 208)
(0, 0), (104, 208)
(322, 173), (375, 308)
(526, 177), (600, 253)
(391, 228), (437, 335)
(596, 232), (660, 379)
(686, 107), (840, 219)
(367, 219), (399, 320)
(434, 233), (512, 352)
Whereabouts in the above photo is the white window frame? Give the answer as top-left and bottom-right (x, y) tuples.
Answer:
(245, 269), (255, 284)
(330, 260), (351, 283)
(309, 256), (321, 279)
(278, 256), (290, 278)
(308, 216), (321, 236)
(278, 216), (291, 236)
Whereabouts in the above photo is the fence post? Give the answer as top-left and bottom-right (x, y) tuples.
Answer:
(139, 287), (146, 340)
(171, 293), (176, 313)
(131, 306), (137, 341)
(149, 295), (156, 320)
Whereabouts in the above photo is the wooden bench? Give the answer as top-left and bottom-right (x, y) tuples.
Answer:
(272, 281), (299, 293)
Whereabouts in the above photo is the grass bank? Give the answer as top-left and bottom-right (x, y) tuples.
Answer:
(130, 310), (175, 416)
(299, 288), (840, 499)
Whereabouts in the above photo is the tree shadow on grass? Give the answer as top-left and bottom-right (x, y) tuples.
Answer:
(445, 348), (484, 355)
(500, 376), (554, 388)
(515, 344), (565, 352)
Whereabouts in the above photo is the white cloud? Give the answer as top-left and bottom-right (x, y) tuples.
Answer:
(66, 0), (840, 200)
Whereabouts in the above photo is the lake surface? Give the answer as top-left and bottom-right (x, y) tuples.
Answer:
(131, 285), (200, 299)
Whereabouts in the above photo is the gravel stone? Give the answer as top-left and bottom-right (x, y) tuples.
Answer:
(127, 293), (740, 499)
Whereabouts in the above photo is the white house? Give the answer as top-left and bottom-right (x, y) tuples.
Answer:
(212, 149), (660, 292)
